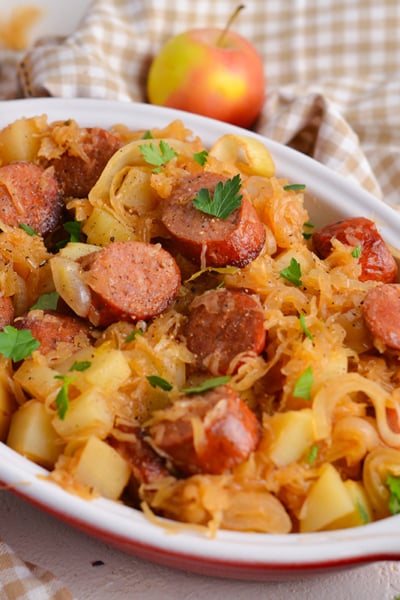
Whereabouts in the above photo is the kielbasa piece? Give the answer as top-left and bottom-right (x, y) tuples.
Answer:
(148, 385), (261, 475)
(161, 172), (266, 268)
(0, 296), (14, 330)
(80, 240), (181, 327)
(183, 287), (266, 375)
(313, 217), (397, 283)
(14, 310), (95, 355)
(362, 284), (400, 350)
(0, 162), (63, 237)
(43, 128), (123, 198)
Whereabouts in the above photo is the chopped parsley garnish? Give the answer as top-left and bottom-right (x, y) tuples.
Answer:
(352, 245), (362, 258)
(54, 374), (75, 420)
(19, 224), (38, 236)
(142, 130), (153, 139)
(0, 326), (40, 362)
(303, 221), (314, 240)
(386, 474), (400, 515)
(293, 367), (314, 400)
(125, 329), (144, 343)
(283, 183), (306, 191)
(181, 375), (230, 394)
(307, 443), (318, 465)
(30, 291), (59, 311)
(279, 257), (303, 287)
(146, 375), (173, 391)
(69, 360), (91, 372)
(193, 150), (208, 166)
(356, 501), (370, 524)
(299, 314), (314, 340)
(63, 220), (82, 243)
(139, 140), (178, 172)
(192, 174), (242, 219)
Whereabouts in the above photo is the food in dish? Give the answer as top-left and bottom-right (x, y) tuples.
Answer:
(0, 113), (400, 537)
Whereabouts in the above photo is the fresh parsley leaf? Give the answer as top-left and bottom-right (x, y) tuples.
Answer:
(386, 474), (400, 515)
(307, 443), (318, 465)
(139, 140), (178, 172)
(19, 223), (38, 236)
(146, 375), (173, 391)
(283, 183), (306, 191)
(63, 221), (82, 243)
(54, 374), (75, 420)
(293, 367), (314, 400)
(279, 258), (303, 287)
(142, 130), (153, 139)
(69, 360), (91, 372)
(192, 174), (242, 219)
(193, 150), (208, 165)
(352, 245), (362, 258)
(299, 314), (314, 340)
(181, 375), (230, 394)
(303, 221), (314, 240)
(125, 329), (144, 343)
(0, 326), (40, 362)
(30, 291), (60, 311)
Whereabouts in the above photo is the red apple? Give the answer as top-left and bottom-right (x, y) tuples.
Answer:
(146, 6), (265, 129)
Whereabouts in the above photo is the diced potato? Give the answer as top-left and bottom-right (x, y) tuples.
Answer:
(267, 409), (314, 467)
(14, 360), (60, 401)
(7, 400), (63, 468)
(0, 372), (16, 442)
(79, 347), (131, 392)
(52, 388), (114, 441)
(59, 242), (101, 261)
(326, 480), (373, 530)
(299, 464), (354, 533)
(71, 436), (131, 500)
(0, 116), (45, 163)
(83, 207), (136, 245)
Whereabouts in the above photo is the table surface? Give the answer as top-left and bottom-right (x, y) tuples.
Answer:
(1, 490), (400, 600)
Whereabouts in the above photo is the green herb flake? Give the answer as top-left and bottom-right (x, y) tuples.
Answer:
(356, 501), (370, 524)
(69, 360), (91, 372)
(146, 375), (173, 391)
(307, 443), (318, 465)
(279, 257), (303, 287)
(63, 221), (82, 243)
(352, 245), (362, 258)
(283, 183), (306, 191)
(302, 221), (314, 240)
(192, 174), (242, 220)
(30, 291), (60, 311)
(139, 140), (178, 172)
(142, 130), (153, 139)
(181, 375), (230, 394)
(299, 314), (314, 340)
(386, 474), (400, 515)
(125, 329), (144, 343)
(193, 150), (208, 166)
(293, 367), (314, 400)
(54, 375), (75, 420)
(19, 223), (38, 236)
(0, 326), (40, 362)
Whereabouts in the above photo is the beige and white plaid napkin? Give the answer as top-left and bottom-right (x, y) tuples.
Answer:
(0, 538), (73, 599)
(18, 0), (400, 206)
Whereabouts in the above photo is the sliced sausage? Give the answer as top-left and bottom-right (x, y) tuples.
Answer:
(0, 162), (63, 237)
(14, 309), (95, 355)
(183, 287), (266, 375)
(161, 172), (266, 268)
(80, 240), (181, 327)
(42, 127), (123, 198)
(362, 283), (400, 350)
(313, 217), (397, 283)
(0, 296), (14, 330)
(147, 384), (261, 475)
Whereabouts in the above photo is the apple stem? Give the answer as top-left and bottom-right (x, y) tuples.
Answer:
(216, 4), (245, 47)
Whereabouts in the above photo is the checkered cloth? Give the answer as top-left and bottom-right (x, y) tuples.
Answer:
(18, 0), (400, 206)
(0, 539), (73, 599)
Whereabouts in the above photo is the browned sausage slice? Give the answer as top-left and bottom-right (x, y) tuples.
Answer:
(80, 241), (181, 327)
(14, 309), (95, 355)
(42, 127), (123, 198)
(0, 296), (14, 330)
(362, 284), (400, 350)
(161, 172), (266, 268)
(313, 217), (397, 283)
(148, 385), (261, 475)
(0, 162), (63, 237)
(183, 287), (266, 375)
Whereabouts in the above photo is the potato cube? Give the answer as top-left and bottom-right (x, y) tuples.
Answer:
(80, 347), (131, 392)
(52, 389), (113, 441)
(14, 360), (60, 401)
(7, 400), (63, 468)
(83, 207), (136, 246)
(326, 480), (373, 530)
(72, 436), (131, 500)
(0, 374), (16, 442)
(267, 409), (314, 467)
(299, 464), (354, 532)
